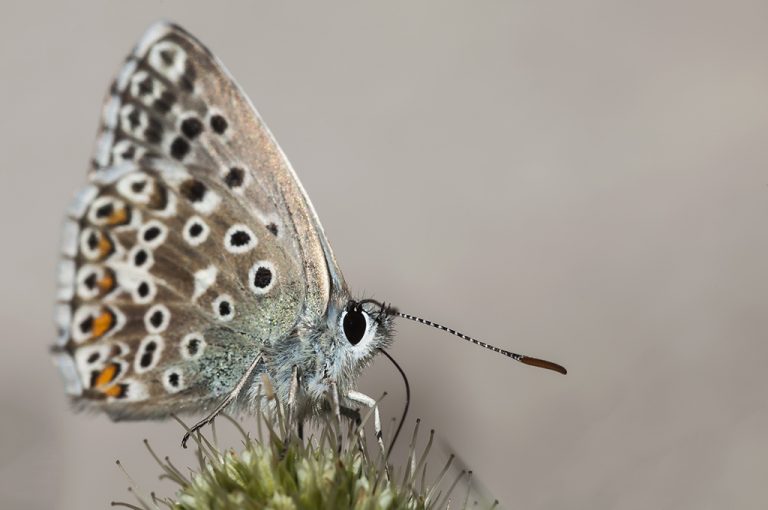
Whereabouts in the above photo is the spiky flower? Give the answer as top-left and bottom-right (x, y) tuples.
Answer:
(113, 381), (495, 510)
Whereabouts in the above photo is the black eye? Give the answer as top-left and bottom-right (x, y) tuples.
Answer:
(343, 309), (367, 346)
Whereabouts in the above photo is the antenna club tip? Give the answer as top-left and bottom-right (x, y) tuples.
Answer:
(520, 356), (567, 375)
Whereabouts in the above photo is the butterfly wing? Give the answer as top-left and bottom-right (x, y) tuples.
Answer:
(53, 22), (345, 419)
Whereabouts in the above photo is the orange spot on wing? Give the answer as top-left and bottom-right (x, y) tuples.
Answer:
(98, 273), (114, 292)
(91, 310), (114, 337)
(103, 384), (124, 398)
(107, 207), (128, 225)
(98, 235), (113, 258)
(95, 362), (120, 388)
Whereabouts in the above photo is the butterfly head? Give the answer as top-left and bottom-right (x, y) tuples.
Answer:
(331, 298), (396, 376)
(295, 297), (396, 398)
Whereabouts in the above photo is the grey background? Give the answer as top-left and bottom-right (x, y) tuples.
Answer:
(2, 1), (768, 508)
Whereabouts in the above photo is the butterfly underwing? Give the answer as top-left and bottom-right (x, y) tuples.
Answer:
(52, 22), (565, 443)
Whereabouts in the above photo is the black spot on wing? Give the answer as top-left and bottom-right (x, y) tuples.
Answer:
(180, 179), (206, 202)
(180, 117), (203, 139)
(224, 167), (244, 188)
(170, 137), (190, 160)
(210, 114), (228, 134)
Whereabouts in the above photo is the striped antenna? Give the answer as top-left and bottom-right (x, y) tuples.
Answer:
(395, 311), (567, 375)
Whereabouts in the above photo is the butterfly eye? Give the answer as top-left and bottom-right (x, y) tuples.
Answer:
(342, 308), (368, 346)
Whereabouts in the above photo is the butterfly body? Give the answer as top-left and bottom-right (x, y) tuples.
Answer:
(53, 22), (394, 425)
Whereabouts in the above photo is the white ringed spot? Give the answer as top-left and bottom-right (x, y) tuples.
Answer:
(87, 196), (130, 227)
(212, 294), (235, 322)
(223, 224), (257, 254)
(75, 264), (116, 300)
(134, 335), (164, 374)
(162, 368), (185, 393)
(248, 261), (276, 295)
(144, 304), (170, 333)
(138, 220), (168, 248)
(129, 245), (154, 270)
(74, 344), (112, 383)
(79, 227), (115, 261)
(116, 172), (154, 204)
(111, 140), (146, 165)
(183, 216), (210, 246)
(119, 103), (149, 138)
(180, 332), (206, 361)
(132, 278), (157, 304)
(220, 165), (250, 193)
(148, 41), (188, 84)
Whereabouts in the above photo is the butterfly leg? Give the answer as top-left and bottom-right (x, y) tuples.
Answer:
(346, 391), (385, 457)
(347, 390), (391, 479)
(340, 406), (362, 427)
(329, 380), (343, 451)
(286, 365), (299, 430)
(286, 366), (305, 441)
(181, 353), (263, 448)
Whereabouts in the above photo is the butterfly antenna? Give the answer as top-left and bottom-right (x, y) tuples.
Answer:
(378, 349), (410, 459)
(394, 311), (567, 375)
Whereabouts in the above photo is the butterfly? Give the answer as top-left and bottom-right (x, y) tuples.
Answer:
(52, 22), (565, 447)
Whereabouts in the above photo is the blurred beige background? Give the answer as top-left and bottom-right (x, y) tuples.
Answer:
(2, 1), (768, 508)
